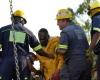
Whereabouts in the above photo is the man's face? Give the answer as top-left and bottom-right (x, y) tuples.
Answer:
(57, 19), (67, 30)
(38, 32), (49, 46)
(14, 16), (25, 25)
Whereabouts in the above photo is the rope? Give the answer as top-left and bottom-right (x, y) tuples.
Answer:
(9, 0), (20, 80)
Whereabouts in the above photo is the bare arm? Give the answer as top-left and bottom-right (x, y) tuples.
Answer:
(90, 32), (100, 50)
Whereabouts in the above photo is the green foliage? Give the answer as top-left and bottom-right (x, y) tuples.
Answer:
(76, 0), (90, 14)
(74, 0), (91, 31)
(83, 20), (91, 31)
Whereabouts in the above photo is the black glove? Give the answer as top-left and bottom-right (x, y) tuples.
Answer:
(35, 70), (42, 75)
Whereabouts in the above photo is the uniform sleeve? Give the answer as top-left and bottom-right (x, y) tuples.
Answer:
(57, 31), (69, 50)
(29, 33), (42, 52)
(0, 29), (2, 49)
(92, 15), (100, 32)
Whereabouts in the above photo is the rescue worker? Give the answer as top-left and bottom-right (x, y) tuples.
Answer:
(36, 28), (64, 80)
(56, 8), (92, 80)
(88, 0), (100, 79)
(0, 10), (53, 80)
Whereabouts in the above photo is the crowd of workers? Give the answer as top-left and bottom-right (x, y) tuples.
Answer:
(0, 0), (100, 80)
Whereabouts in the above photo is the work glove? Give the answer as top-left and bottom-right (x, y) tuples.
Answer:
(86, 49), (93, 63)
(35, 70), (43, 75)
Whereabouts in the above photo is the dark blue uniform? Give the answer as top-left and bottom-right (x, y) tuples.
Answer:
(91, 14), (100, 80)
(0, 22), (42, 80)
(57, 24), (92, 80)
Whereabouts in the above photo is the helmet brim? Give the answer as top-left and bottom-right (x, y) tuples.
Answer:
(88, 7), (100, 16)
(13, 16), (27, 24)
(22, 17), (27, 24)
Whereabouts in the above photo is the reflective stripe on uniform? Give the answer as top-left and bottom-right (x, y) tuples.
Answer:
(9, 31), (26, 43)
(33, 44), (42, 51)
(24, 77), (28, 80)
(0, 76), (2, 79)
(0, 44), (2, 49)
(57, 44), (68, 49)
(93, 27), (100, 32)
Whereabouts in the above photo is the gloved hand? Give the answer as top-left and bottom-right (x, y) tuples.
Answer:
(35, 70), (43, 75)
(86, 49), (93, 63)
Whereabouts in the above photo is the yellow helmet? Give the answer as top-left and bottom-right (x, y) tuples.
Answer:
(89, 0), (100, 10)
(13, 10), (27, 24)
(88, 0), (100, 17)
(56, 8), (73, 20)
